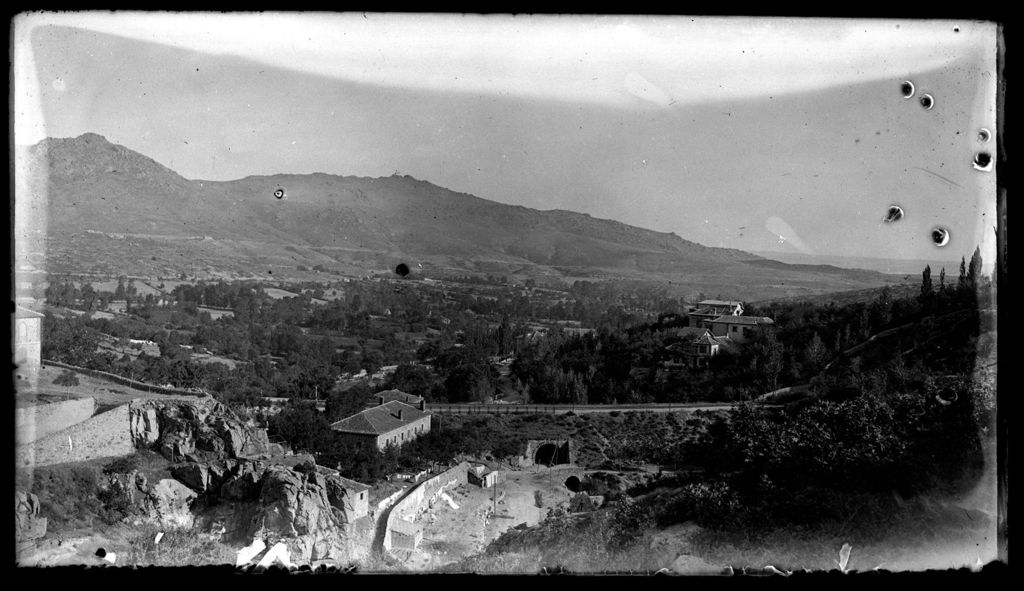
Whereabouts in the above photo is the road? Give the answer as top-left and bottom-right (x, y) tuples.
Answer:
(428, 402), (739, 415)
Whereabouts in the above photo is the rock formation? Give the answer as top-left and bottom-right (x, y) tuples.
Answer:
(104, 470), (198, 529)
(15, 491), (48, 543)
(128, 397), (278, 462)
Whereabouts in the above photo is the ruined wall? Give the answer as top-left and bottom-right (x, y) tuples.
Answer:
(15, 404), (134, 468)
(383, 462), (469, 552)
(15, 397), (96, 446)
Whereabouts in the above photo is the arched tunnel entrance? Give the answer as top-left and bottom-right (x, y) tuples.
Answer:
(564, 475), (581, 493)
(534, 443), (558, 466)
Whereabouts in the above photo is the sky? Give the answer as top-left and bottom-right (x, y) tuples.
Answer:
(13, 13), (1000, 271)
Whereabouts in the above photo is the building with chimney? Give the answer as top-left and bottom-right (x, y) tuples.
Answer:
(330, 399), (431, 451)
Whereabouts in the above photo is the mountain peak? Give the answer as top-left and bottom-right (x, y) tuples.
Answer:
(33, 132), (188, 185)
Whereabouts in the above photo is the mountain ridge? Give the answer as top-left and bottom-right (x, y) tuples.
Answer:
(23, 133), (902, 299)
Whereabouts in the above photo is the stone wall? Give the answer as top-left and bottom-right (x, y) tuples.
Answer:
(15, 397), (96, 446)
(15, 404), (134, 468)
(383, 462), (469, 552)
(42, 359), (205, 396)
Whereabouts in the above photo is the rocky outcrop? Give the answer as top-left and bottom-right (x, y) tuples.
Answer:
(15, 491), (47, 542)
(180, 460), (368, 565)
(103, 470), (198, 529)
(128, 398), (275, 462)
(247, 466), (351, 563)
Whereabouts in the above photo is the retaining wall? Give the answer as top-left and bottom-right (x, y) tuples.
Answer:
(383, 462), (469, 552)
(15, 404), (135, 468)
(42, 359), (205, 396)
(15, 397), (96, 445)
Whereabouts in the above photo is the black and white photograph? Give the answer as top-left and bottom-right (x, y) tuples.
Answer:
(13, 13), (1003, 574)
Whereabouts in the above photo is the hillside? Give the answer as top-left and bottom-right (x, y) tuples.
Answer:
(22, 134), (902, 299)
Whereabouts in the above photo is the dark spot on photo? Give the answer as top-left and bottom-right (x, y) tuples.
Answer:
(395, 263), (410, 277)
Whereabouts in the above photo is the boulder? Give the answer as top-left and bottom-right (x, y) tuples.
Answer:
(149, 479), (198, 529)
(129, 406), (160, 446)
(172, 463), (211, 494)
(132, 398), (272, 462)
(221, 463), (266, 501)
(15, 491), (47, 542)
(244, 467), (351, 564)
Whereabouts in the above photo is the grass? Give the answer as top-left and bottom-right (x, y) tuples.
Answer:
(122, 524), (236, 566)
(15, 449), (174, 535)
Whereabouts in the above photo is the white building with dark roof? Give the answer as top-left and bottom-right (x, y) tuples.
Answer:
(330, 400), (431, 451)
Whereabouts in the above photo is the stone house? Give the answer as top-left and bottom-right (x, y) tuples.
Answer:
(390, 518), (422, 550)
(331, 472), (371, 522)
(709, 315), (775, 344)
(330, 400), (431, 451)
(468, 464), (503, 488)
(14, 305), (43, 385)
(664, 327), (734, 369)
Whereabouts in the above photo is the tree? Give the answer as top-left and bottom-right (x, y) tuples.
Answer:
(968, 246), (983, 291)
(920, 265), (933, 300)
(325, 385), (370, 422)
(938, 267), (947, 293)
(803, 332), (828, 373)
(958, 256), (968, 291)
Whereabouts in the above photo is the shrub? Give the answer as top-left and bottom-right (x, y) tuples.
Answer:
(656, 480), (743, 529)
(103, 454), (141, 475)
(569, 492), (595, 513)
(53, 369), (80, 387)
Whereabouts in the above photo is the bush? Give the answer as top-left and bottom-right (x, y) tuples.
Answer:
(53, 369), (80, 387)
(25, 464), (105, 530)
(656, 480), (743, 529)
(103, 454), (141, 475)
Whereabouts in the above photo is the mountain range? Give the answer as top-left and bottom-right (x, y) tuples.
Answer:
(18, 133), (903, 300)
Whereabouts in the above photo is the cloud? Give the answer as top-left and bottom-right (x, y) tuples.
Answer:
(14, 13), (991, 112)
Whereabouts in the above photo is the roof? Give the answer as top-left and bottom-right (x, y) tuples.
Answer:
(372, 389), (424, 406)
(334, 474), (371, 493)
(15, 306), (44, 319)
(693, 333), (720, 346)
(331, 400), (430, 436)
(711, 315), (775, 326)
(674, 327), (711, 339)
(391, 518), (422, 537)
(699, 299), (743, 307)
